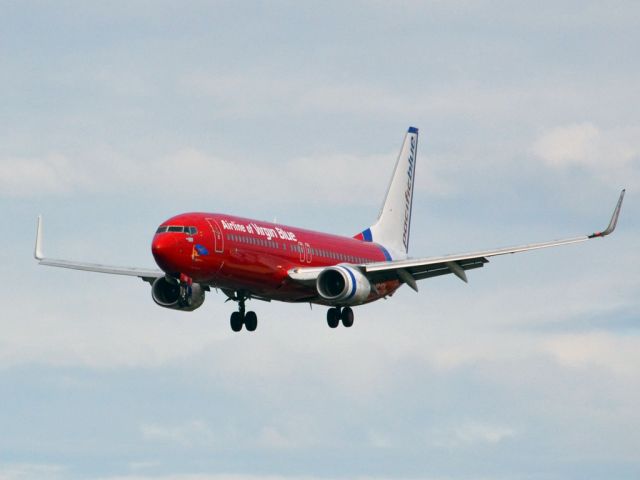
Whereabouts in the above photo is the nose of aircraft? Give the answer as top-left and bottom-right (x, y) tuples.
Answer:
(151, 234), (179, 272)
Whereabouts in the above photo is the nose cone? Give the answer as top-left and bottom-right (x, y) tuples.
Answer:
(152, 234), (179, 273)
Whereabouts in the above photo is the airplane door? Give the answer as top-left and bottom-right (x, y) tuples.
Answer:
(298, 242), (305, 263)
(206, 218), (225, 253)
(305, 243), (312, 263)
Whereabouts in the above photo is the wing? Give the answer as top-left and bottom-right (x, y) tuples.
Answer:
(34, 216), (164, 284)
(289, 189), (625, 291)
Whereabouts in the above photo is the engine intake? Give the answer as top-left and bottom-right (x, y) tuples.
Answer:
(152, 276), (205, 311)
(316, 265), (371, 305)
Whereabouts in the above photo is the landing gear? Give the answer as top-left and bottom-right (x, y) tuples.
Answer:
(228, 291), (258, 332)
(327, 306), (354, 328)
(341, 307), (354, 327)
(178, 284), (192, 307)
(177, 273), (193, 308)
(230, 311), (243, 332)
(327, 308), (340, 328)
(244, 311), (258, 332)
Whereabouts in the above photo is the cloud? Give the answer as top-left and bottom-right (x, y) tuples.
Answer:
(543, 332), (640, 376)
(141, 420), (215, 448)
(533, 123), (640, 187)
(0, 464), (66, 480)
(0, 146), (450, 205)
(0, 154), (92, 196)
(429, 422), (516, 448)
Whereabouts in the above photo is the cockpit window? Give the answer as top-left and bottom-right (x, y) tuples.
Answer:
(156, 225), (197, 234)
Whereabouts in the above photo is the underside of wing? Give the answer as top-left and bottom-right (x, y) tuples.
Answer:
(37, 258), (163, 284)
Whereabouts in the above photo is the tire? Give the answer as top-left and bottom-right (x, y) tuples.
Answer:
(230, 311), (243, 332)
(245, 311), (258, 332)
(327, 308), (340, 328)
(341, 307), (354, 328)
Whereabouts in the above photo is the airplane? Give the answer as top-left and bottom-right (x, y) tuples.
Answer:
(34, 127), (625, 332)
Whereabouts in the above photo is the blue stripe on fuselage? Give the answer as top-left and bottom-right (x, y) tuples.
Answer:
(377, 244), (392, 261)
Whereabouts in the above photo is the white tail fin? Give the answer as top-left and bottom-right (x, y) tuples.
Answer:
(355, 127), (419, 259)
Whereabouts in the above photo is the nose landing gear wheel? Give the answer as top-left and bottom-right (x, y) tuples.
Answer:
(341, 307), (354, 327)
(178, 284), (193, 308)
(327, 308), (340, 328)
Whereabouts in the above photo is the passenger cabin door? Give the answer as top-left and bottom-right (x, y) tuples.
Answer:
(206, 218), (225, 254)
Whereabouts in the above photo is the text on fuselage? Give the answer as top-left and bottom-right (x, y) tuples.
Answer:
(220, 219), (298, 242)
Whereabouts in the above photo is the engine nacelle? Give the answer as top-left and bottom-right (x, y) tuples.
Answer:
(316, 265), (371, 305)
(151, 277), (205, 311)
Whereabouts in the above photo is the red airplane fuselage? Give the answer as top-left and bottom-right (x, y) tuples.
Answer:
(151, 213), (401, 304)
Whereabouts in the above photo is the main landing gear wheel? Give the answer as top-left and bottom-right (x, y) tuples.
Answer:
(228, 291), (259, 333)
(341, 307), (354, 328)
(230, 311), (243, 332)
(327, 308), (340, 328)
(245, 311), (258, 332)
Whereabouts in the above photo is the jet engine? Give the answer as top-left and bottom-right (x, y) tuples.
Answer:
(316, 265), (371, 305)
(151, 276), (205, 311)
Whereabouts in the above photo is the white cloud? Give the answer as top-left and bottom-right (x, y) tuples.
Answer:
(96, 475), (445, 480)
(429, 422), (516, 448)
(533, 123), (640, 187)
(141, 420), (215, 448)
(0, 464), (66, 480)
(0, 146), (448, 205)
(544, 332), (640, 376)
(0, 154), (92, 196)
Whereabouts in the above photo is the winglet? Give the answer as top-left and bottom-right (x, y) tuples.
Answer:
(588, 189), (625, 238)
(34, 215), (44, 260)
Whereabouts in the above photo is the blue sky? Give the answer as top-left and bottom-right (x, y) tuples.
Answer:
(1, 1), (639, 479)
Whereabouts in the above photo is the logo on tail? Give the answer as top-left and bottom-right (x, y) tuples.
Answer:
(402, 133), (417, 252)
(354, 126), (419, 259)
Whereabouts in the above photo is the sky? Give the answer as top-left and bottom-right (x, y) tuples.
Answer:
(1, 1), (639, 479)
